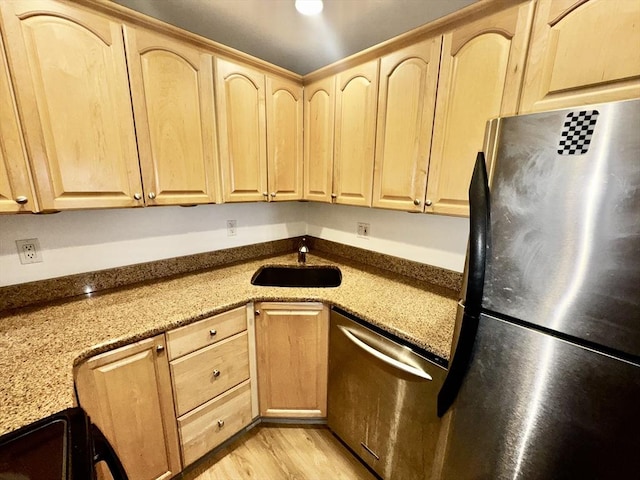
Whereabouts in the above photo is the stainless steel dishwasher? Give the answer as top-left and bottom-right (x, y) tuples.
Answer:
(328, 307), (447, 480)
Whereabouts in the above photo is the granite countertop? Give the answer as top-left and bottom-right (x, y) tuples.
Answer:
(0, 252), (458, 436)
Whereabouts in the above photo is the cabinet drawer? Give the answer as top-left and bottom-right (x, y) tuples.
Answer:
(178, 380), (253, 466)
(167, 306), (247, 361)
(171, 332), (250, 416)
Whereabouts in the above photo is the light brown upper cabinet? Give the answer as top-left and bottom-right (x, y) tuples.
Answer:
(425, 1), (534, 217)
(215, 57), (268, 202)
(334, 60), (380, 207)
(0, 0), (143, 211)
(372, 37), (441, 212)
(0, 34), (37, 213)
(303, 76), (335, 202)
(266, 76), (303, 201)
(123, 26), (221, 206)
(519, 0), (640, 113)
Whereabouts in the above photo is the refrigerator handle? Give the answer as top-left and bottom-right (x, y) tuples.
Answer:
(437, 152), (489, 417)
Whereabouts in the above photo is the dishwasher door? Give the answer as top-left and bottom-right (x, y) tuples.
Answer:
(328, 308), (447, 480)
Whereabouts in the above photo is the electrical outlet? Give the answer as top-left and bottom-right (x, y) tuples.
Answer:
(16, 238), (43, 264)
(227, 220), (237, 236)
(357, 222), (370, 238)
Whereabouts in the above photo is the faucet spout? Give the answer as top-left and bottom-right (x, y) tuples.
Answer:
(298, 238), (309, 264)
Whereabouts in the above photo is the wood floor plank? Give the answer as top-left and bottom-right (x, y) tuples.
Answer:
(182, 426), (377, 480)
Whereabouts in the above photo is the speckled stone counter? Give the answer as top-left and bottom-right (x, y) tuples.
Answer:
(0, 252), (458, 436)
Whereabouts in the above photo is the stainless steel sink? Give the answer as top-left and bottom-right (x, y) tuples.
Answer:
(251, 265), (342, 287)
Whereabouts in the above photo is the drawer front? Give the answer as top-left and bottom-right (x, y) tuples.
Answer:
(171, 332), (250, 416)
(166, 306), (247, 361)
(178, 380), (253, 466)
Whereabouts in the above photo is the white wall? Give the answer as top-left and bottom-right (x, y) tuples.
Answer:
(306, 203), (469, 272)
(0, 202), (469, 287)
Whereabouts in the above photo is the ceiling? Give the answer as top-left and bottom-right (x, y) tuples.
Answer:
(111, 0), (477, 75)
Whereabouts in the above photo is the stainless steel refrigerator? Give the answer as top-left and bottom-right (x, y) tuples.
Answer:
(437, 98), (640, 479)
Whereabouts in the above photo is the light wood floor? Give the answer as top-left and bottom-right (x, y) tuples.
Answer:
(181, 425), (378, 480)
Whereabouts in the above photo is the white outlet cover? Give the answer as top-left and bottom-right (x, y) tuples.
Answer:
(16, 238), (43, 264)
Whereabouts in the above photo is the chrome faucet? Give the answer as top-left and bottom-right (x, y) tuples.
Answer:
(298, 238), (309, 264)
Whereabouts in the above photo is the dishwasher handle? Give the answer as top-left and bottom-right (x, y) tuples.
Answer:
(338, 325), (432, 381)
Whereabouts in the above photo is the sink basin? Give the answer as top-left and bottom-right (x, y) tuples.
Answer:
(251, 265), (342, 288)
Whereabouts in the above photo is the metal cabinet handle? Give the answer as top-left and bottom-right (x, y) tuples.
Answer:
(337, 325), (432, 380)
(270, 192), (276, 198)
(262, 192), (268, 197)
(148, 192), (156, 199)
(156, 345), (165, 353)
(217, 420), (225, 428)
(425, 199), (432, 207)
(330, 193), (337, 199)
(255, 310), (260, 316)
(213, 369), (221, 378)
(413, 199), (421, 206)
(15, 196), (28, 205)
(209, 329), (217, 337)
(133, 193), (142, 200)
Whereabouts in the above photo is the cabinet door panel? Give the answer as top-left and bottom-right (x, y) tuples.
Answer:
(0, 34), (36, 213)
(124, 26), (219, 206)
(76, 335), (181, 480)
(215, 58), (267, 202)
(373, 37), (441, 212)
(0, 0), (142, 210)
(520, 0), (640, 112)
(427, 2), (534, 217)
(266, 76), (303, 201)
(334, 61), (379, 207)
(303, 77), (335, 202)
(256, 302), (328, 418)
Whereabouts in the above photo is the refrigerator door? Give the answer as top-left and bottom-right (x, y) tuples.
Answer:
(483, 99), (640, 358)
(440, 313), (640, 480)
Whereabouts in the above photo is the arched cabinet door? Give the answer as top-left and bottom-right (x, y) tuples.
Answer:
(520, 0), (640, 113)
(303, 77), (335, 203)
(124, 26), (220, 206)
(334, 60), (379, 207)
(215, 57), (267, 203)
(0, 0), (143, 211)
(373, 37), (441, 212)
(426, 1), (535, 217)
(266, 76), (303, 201)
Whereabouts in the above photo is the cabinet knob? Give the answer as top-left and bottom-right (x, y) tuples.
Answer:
(148, 192), (156, 200)
(209, 329), (217, 337)
(330, 193), (337, 199)
(156, 345), (165, 353)
(15, 196), (28, 205)
(213, 369), (221, 378)
(217, 419), (225, 428)
(270, 192), (276, 198)
(255, 309), (260, 316)
(133, 193), (142, 201)
(413, 199), (421, 206)
(262, 192), (268, 198)
(425, 199), (433, 207)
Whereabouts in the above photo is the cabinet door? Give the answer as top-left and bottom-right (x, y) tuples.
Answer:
(0, 0), (143, 211)
(124, 26), (220, 206)
(75, 335), (181, 480)
(255, 302), (329, 418)
(303, 76), (335, 202)
(334, 60), (379, 207)
(0, 34), (37, 213)
(520, 0), (640, 113)
(426, 2), (534, 216)
(215, 57), (267, 202)
(373, 37), (441, 212)
(266, 76), (303, 201)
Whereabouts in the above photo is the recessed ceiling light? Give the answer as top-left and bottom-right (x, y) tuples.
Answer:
(295, 0), (323, 16)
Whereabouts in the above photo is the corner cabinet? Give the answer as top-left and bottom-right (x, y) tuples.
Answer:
(75, 335), (181, 480)
(519, 0), (640, 113)
(255, 302), (329, 418)
(425, 1), (534, 217)
(334, 60), (380, 207)
(0, 0), (144, 211)
(303, 76), (335, 202)
(0, 34), (37, 213)
(123, 25), (221, 206)
(372, 37), (441, 212)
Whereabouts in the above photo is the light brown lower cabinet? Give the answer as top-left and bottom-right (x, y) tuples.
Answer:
(74, 335), (181, 480)
(255, 302), (329, 418)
